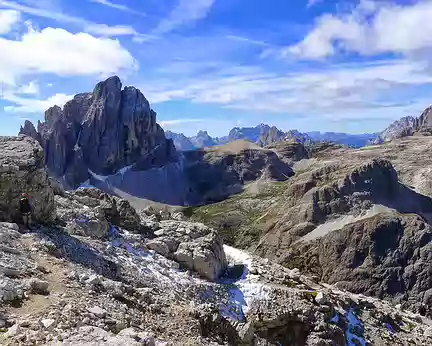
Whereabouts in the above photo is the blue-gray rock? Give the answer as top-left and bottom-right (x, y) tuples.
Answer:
(19, 76), (177, 188)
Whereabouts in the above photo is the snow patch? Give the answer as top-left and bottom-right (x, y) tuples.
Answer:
(346, 309), (366, 346)
(88, 169), (109, 182)
(108, 226), (203, 291)
(118, 165), (134, 178)
(219, 245), (270, 322)
(78, 180), (95, 189)
(298, 205), (394, 243)
(329, 312), (340, 324)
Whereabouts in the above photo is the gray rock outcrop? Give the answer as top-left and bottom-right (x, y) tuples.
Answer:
(0, 136), (55, 224)
(19, 76), (177, 188)
(286, 212), (432, 311)
(373, 106), (432, 144)
(146, 220), (227, 281)
(373, 116), (419, 144)
(55, 188), (143, 238)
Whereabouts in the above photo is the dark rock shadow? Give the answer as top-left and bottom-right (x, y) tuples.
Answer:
(35, 227), (120, 280)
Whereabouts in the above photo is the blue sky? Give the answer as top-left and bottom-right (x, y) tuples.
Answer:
(1, 0), (432, 136)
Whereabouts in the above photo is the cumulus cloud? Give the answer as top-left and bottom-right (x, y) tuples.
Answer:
(285, 0), (432, 60)
(0, 25), (136, 114)
(16, 80), (39, 95)
(0, 9), (20, 34)
(153, 0), (216, 35)
(0, 27), (137, 84)
(3, 92), (73, 113)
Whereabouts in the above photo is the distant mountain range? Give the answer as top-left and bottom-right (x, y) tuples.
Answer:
(166, 124), (379, 151)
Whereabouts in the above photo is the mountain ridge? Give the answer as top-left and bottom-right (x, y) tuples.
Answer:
(166, 125), (379, 151)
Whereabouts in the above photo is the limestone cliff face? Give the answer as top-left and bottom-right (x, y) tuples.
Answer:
(19, 76), (177, 188)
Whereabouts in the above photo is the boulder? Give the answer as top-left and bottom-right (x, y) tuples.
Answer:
(0, 136), (55, 224)
(27, 278), (49, 294)
(116, 199), (141, 232)
(0, 276), (24, 302)
(147, 221), (227, 281)
(56, 188), (146, 237)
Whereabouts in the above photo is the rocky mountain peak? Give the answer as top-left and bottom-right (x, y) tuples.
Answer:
(373, 105), (432, 143)
(19, 76), (176, 188)
(418, 105), (432, 128)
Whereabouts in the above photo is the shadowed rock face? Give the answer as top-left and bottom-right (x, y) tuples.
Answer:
(183, 141), (294, 205)
(0, 136), (55, 224)
(19, 76), (177, 188)
(285, 212), (432, 311)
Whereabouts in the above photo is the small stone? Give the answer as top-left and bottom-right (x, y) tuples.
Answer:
(249, 267), (258, 275)
(41, 318), (56, 331)
(82, 317), (90, 325)
(5, 323), (21, 338)
(315, 292), (329, 305)
(290, 268), (301, 280)
(86, 275), (101, 286)
(118, 327), (138, 339)
(138, 332), (156, 346)
(87, 306), (107, 318)
(19, 320), (31, 327)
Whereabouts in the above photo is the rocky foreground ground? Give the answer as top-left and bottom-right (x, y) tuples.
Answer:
(0, 136), (432, 345)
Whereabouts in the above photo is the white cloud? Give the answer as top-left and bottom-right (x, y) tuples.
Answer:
(16, 80), (39, 95)
(3, 92), (73, 113)
(285, 0), (432, 60)
(153, 0), (216, 35)
(90, 0), (145, 16)
(160, 118), (205, 126)
(0, 27), (137, 83)
(85, 23), (138, 36)
(140, 58), (432, 121)
(0, 9), (20, 34)
(0, 0), (142, 37)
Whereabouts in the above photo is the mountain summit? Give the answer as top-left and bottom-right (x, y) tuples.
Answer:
(20, 76), (177, 188)
(373, 106), (432, 144)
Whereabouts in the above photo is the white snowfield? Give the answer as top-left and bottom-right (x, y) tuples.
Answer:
(221, 245), (270, 321)
(298, 204), (395, 243)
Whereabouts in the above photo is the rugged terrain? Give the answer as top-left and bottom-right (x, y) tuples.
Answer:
(19, 78), (298, 208)
(12, 76), (432, 345)
(190, 135), (432, 315)
(1, 136), (432, 346)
